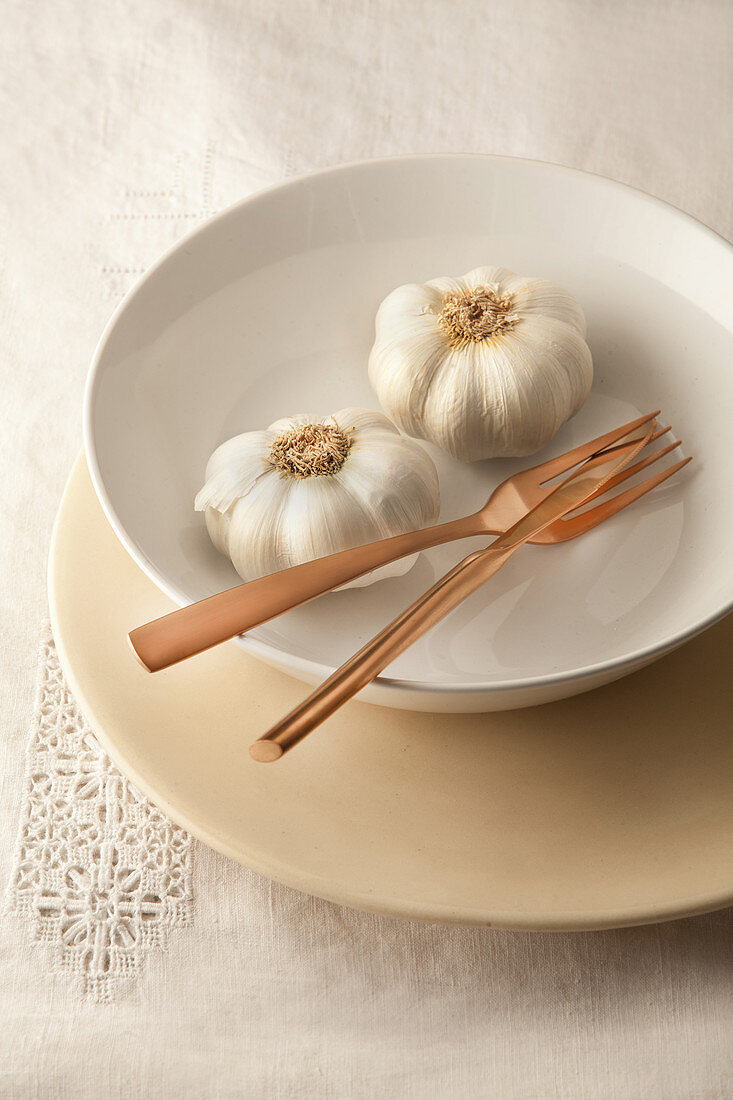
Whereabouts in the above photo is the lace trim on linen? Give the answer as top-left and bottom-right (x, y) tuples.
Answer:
(5, 631), (194, 1003)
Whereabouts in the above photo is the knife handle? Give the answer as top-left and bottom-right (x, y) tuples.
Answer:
(249, 543), (517, 761)
(129, 512), (482, 672)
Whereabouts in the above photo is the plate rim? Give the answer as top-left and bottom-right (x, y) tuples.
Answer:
(83, 151), (733, 700)
(50, 454), (733, 931)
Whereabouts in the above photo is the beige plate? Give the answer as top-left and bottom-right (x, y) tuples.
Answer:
(50, 455), (733, 930)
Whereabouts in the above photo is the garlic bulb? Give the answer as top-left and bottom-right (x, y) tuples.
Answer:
(368, 265), (593, 462)
(195, 407), (440, 588)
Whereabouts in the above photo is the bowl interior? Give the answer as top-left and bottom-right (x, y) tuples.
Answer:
(86, 156), (733, 693)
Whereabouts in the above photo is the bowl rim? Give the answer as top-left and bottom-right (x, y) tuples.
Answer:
(84, 151), (733, 698)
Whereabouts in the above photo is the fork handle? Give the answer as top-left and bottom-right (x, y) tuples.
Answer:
(249, 544), (518, 761)
(129, 512), (483, 671)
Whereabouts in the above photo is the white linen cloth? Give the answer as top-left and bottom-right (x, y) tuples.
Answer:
(1, 1), (732, 1095)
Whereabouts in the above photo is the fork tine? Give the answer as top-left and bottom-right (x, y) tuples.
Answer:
(649, 425), (672, 445)
(551, 455), (692, 540)
(574, 437), (681, 506)
(601, 423), (671, 457)
(536, 410), (660, 482)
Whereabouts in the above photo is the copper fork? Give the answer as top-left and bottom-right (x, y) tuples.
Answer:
(130, 411), (669, 673)
(250, 427), (691, 761)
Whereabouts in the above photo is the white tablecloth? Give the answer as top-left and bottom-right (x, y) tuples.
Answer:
(1, 2), (732, 1096)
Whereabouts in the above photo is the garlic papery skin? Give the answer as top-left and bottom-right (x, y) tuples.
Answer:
(368, 266), (593, 462)
(195, 407), (440, 589)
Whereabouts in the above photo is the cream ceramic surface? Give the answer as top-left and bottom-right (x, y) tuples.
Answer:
(50, 455), (733, 930)
(84, 155), (733, 711)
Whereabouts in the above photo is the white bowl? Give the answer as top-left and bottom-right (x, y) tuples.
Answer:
(84, 154), (733, 712)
